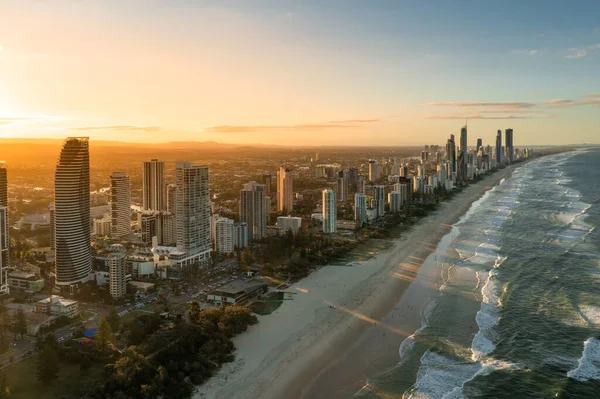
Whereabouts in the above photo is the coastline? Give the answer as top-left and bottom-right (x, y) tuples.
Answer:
(195, 164), (521, 399)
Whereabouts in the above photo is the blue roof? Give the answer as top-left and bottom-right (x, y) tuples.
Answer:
(83, 328), (98, 338)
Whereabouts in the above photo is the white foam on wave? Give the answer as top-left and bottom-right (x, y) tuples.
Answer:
(407, 350), (521, 399)
(567, 338), (600, 382)
(471, 269), (502, 361)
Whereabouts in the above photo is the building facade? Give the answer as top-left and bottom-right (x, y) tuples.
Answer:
(354, 193), (367, 227)
(240, 181), (267, 241)
(277, 167), (294, 213)
(54, 137), (92, 290)
(110, 172), (131, 239)
(322, 189), (337, 233)
(277, 216), (302, 234)
(143, 159), (165, 211)
(107, 244), (127, 299)
(373, 185), (385, 217)
(0, 162), (8, 295)
(176, 162), (212, 265)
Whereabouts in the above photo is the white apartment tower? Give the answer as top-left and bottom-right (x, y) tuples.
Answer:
(110, 172), (131, 239)
(176, 162), (212, 265)
(388, 191), (402, 213)
(54, 137), (92, 290)
(240, 181), (267, 241)
(107, 244), (127, 299)
(373, 185), (385, 217)
(354, 193), (367, 227)
(212, 216), (235, 254)
(277, 167), (294, 213)
(322, 189), (337, 233)
(143, 159), (165, 211)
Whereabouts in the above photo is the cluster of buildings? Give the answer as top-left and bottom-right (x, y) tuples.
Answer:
(321, 127), (528, 233)
(0, 127), (529, 300)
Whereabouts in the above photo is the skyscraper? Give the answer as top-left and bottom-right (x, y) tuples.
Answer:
(446, 134), (456, 175)
(54, 137), (92, 290)
(107, 244), (126, 299)
(373, 185), (385, 217)
(368, 160), (381, 182)
(262, 173), (272, 197)
(496, 130), (503, 165)
(0, 162), (8, 295)
(143, 159), (165, 211)
(110, 172), (131, 239)
(476, 138), (483, 153)
(322, 189), (337, 233)
(166, 183), (177, 214)
(277, 167), (293, 213)
(240, 181), (267, 241)
(176, 162), (211, 265)
(459, 126), (468, 181)
(505, 128), (514, 162)
(354, 193), (367, 227)
(337, 171), (348, 201)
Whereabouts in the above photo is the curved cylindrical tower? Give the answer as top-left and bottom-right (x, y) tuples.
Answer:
(54, 137), (91, 287)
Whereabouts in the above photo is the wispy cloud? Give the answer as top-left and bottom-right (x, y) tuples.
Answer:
(423, 102), (536, 109)
(205, 119), (380, 134)
(424, 113), (554, 120)
(0, 115), (71, 127)
(588, 43), (600, 50)
(513, 49), (538, 56)
(545, 99), (576, 107)
(565, 48), (588, 59)
(68, 125), (160, 132)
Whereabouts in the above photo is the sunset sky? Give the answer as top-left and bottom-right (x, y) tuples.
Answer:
(1, 0), (599, 146)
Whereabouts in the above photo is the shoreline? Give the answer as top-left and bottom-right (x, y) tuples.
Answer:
(196, 164), (522, 399)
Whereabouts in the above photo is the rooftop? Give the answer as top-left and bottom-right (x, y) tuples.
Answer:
(38, 295), (78, 307)
(211, 280), (267, 295)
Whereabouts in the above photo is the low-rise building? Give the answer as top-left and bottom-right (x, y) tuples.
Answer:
(36, 295), (79, 319)
(7, 271), (45, 292)
(207, 280), (268, 305)
(277, 216), (302, 234)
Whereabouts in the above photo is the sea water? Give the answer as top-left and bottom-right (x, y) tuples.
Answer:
(355, 148), (600, 398)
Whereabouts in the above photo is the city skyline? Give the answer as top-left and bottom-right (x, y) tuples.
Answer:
(1, 1), (599, 146)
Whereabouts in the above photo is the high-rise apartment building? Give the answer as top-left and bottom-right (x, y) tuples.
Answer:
(0, 162), (8, 295)
(505, 128), (514, 162)
(368, 160), (381, 182)
(212, 216), (235, 254)
(496, 130), (503, 164)
(322, 189), (337, 233)
(240, 181), (267, 241)
(54, 137), (92, 290)
(262, 173), (272, 197)
(107, 244), (127, 299)
(388, 191), (402, 213)
(110, 172), (131, 239)
(354, 193), (367, 227)
(176, 162), (211, 265)
(166, 183), (177, 214)
(373, 185), (385, 217)
(277, 167), (293, 213)
(143, 159), (165, 211)
(337, 172), (348, 202)
(357, 176), (366, 194)
(233, 222), (249, 249)
(476, 138), (483, 153)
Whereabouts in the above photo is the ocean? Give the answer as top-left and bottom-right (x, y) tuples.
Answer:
(355, 148), (600, 398)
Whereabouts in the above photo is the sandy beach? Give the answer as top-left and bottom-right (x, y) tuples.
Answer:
(195, 165), (520, 399)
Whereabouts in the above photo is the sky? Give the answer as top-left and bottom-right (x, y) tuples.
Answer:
(0, 0), (599, 146)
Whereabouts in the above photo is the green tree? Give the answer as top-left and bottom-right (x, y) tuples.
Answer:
(188, 301), (201, 322)
(95, 317), (113, 352)
(241, 248), (254, 267)
(107, 308), (120, 332)
(15, 307), (27, 339)
(36, 346), (60, 383)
